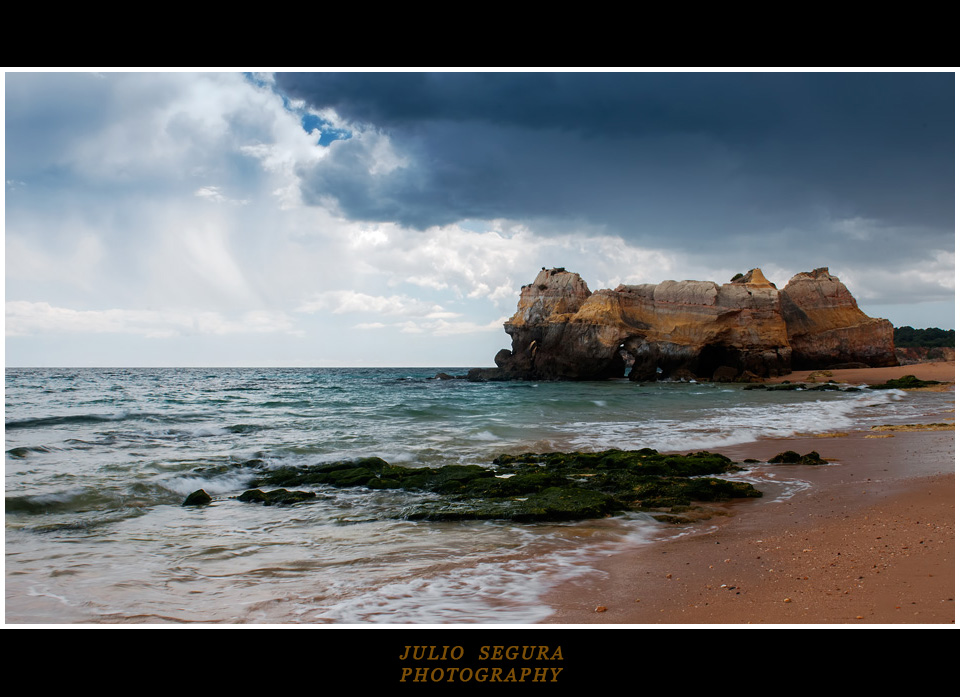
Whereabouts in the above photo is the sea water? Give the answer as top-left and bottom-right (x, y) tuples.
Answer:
(4, 367), (951, 623)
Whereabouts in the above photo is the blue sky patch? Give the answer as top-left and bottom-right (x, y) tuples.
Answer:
(300, 113), (352, 146)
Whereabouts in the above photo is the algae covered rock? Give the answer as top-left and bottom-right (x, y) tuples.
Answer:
(250, 458), (496, 494)
(492, 448), (742, 478)
(767, 451), (828, 465)
(236, 488), (316, 505)
(405, 487), (623, 522)
(404, 448), (760, 521)
(867, 374), (941, 390)
(214, 447), (762, 523)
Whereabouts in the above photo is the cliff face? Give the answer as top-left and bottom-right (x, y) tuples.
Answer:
(495, 268), (626, 381)
(474, 266), (896, 382)
(780, 268), (897, 369)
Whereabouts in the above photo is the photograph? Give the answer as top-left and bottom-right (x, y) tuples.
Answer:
(5, 70), (954, 627)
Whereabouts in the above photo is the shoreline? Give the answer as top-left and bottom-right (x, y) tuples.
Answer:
(541, 362), (955, 625)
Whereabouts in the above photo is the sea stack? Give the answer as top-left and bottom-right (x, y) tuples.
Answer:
(780, 267), (897, 369)
(471, 267), (896, 382)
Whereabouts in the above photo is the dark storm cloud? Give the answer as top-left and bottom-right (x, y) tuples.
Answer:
(275, 72), (954, 265)
(278, 72), (791, 134)
(278, 72), (951, 143)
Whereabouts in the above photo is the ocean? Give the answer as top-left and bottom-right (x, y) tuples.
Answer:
(4, 367), (950, 624)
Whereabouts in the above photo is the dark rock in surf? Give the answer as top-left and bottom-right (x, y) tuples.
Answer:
(241, 448), (762, 522)
(767, 451), (827, 465)
(183, 489), (213, 506)
(866, 374), (941, 390)
(405, 487), (623, 522)
(236, 488), (316, 505)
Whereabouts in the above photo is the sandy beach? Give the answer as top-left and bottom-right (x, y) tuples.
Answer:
(543, 362), (955, 625)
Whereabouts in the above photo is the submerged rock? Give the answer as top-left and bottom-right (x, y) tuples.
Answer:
(744, 381), (847, 392)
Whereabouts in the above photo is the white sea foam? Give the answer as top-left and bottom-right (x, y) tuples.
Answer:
(166, 473), (253, 496)
(310, 517), (659, 624)
(560, 388), (915, 453)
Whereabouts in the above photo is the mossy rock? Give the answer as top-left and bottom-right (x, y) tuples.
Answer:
(325, 467), (382, 487)
(628, 476), (761, 507)
(768, 450), (827, 465)
(367, 477), (402, 490)
(251, 457), (395, 488)
(807, 383), (841, 391)
(492, 449), (739, 478)
(398, 465), (495, 494)
(236, 488), (316, 505)
(462, 470), (569, 497)
(867, 375), (941, 390)
(251, 458), (494, 494)
(405, 487), (623, 522)
(222, 447), (762, 523)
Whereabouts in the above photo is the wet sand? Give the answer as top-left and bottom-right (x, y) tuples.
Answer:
(542, 362), (955, 625)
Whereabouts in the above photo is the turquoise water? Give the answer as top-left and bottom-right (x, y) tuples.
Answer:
(5, 367), (948, 623)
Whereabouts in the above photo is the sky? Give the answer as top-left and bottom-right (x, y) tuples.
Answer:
(4, 71), (956, 367)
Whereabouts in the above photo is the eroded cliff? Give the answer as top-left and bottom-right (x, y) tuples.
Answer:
(472, 266), (896, 382)
(780, 268), (897, 369)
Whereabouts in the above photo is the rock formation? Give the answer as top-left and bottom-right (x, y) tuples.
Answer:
(470, 266), (896, 382)
(780, 268), (897, 369)
(896, 346), (955, 364)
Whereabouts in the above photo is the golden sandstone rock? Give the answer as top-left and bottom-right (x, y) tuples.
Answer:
(473, 267), (896, 382)
(781, 268), (896, 369)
